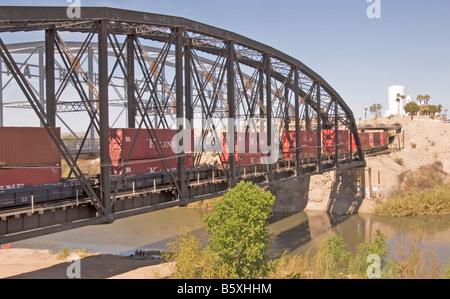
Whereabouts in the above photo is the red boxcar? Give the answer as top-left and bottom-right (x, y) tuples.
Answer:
(0, 166), (62, 190)
(111, 155), (194, 176)
(322, 129), (335, 154)
(222, 132), (262, 165)
(358, 132), (371, 150)
(222, 132), (261, 154)
(221, 152), (262, 165)
(0, 127), (61, 167)
(380, 132), (388, 146)
(282, 130), (319, 158)
(337, 130), (350, 153)
(109, 128), (193, 162)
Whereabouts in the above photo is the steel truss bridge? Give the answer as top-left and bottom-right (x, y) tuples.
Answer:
(0, 7), (366, 244)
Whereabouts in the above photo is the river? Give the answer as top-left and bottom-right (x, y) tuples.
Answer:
(11, 207), (450, 264)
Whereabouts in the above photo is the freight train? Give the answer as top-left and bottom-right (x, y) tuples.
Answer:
(0, 127), (389, 210)
(281, 129), (389, 158)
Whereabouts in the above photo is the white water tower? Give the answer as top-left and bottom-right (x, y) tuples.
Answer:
(386, 85), (406, 117)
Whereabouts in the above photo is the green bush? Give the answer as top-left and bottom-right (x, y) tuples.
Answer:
(350, 230), (389, 278)
(375, 183), (450, 217)
(203, 181), (275, 279)
(312, 235), (353, 279)
(395, 157), (404, 166)
(164, 181), (276, 279)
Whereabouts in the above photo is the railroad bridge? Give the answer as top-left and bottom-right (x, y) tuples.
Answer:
(0, 7), (374, 244)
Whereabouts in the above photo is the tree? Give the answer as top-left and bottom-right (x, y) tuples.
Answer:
(417, 95), (423, 116)
(350, 230), (389, 278)
(396, 93), (406, 117)
(428, 105), (440, 116)
(313, 235), (352, 279)
(163, 181), (276, 279)
(437, 104), (443, 117)
(404, 102), (420, 119)
(203, 181), (276, 279)
(369, 103), (383, 118)
(417, 94), (423, 107)
(423, 94), (431, 106)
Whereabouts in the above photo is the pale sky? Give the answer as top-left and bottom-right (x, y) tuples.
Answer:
(1, 0), (449, 129)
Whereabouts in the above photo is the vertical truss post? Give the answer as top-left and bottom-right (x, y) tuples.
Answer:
(316, 82), (322, 172)
(38, 47), (44, 127)
(45, 29), (56, 127)
(334, 98), (339, 168)
(259, 66), (265, 118)
(284, 81), (290, 151)
(184, 43), (194, 172)
(350, 122), (354, 162)
(305, 99), (310, 130)
(227, 40), (236, 187)
(352, 116), (364, 161)
(98, 20), (111, 215)
(126, 34), (136, 128)
(350, 124), (353, 161)
(265, 55), (273, 181)
(0, 57), (3, 127)
(175, 27), (186, 199)
(294, 68), (301, 175)
(184, 45), (193, 126)
(88, 46), (95, 149)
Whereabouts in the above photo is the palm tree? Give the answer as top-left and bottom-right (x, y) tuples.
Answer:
(417, 95), (423, 116)
(369, 103), (383, 118)
(437, 104), (443, 118)
(423, 94), (431, 106)
(396, 93), (406, 117)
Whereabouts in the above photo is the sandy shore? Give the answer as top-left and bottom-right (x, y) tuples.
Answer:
(0, 248), (173, 279)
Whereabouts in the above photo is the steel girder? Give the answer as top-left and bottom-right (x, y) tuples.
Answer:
(0, 7), (364, 217)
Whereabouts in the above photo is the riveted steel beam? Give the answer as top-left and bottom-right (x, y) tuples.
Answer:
(98, 19), (112, 215)
(45, 29), (56, 127)
(227, 40), (236, 188)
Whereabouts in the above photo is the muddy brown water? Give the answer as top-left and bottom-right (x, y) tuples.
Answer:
(11, 207), (450, 265)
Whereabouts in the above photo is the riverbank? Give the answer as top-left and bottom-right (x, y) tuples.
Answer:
(0, 248), (173, 279)
(3, 211), (450, 279)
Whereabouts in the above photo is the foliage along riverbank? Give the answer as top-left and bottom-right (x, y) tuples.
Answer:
(375, 161), (450, 217)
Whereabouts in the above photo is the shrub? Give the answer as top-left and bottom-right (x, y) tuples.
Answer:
(410, 142), (417, 149)
(267, 251), (312, 279)
(162, 229), (228, 279)
(312, 235), (353, 279)
(350, 230), (389, 278)
(375, 183), (450, 217)
(403, 161), (445, 191)
(56, 247), (90, 260)
(164, 181), (276, 279)
(203, 181), (276, 279)
(395, 157), (404, 166)
(441, 263), (450, 279)
(383, 232), (442, 279)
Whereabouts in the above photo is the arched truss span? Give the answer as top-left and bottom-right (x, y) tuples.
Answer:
(0, 6), (364, 215)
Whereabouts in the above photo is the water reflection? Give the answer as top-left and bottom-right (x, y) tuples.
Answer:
(268, 211), (450, 263)
(11, 207), (450, 264)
